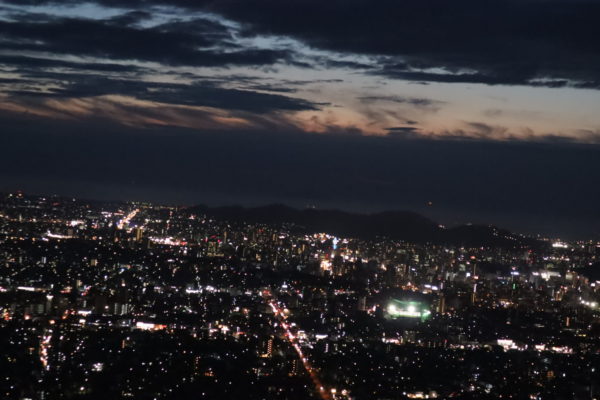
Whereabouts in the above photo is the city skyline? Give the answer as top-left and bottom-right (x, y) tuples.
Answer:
(0, 191), (598, 399)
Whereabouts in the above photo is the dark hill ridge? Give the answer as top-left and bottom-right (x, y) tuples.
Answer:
(189, 204), (542, 248)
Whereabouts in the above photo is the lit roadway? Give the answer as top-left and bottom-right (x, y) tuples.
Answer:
(262, 291), (331, 400)
(117, 208), (139, 230)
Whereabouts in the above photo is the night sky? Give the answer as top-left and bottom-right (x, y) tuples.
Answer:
(1, 0), (599, 238)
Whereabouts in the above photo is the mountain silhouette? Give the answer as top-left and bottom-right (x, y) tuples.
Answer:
(189, 204), (541, 248)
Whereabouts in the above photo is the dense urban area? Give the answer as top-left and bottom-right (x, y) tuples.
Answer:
(1, 191), (599, 400)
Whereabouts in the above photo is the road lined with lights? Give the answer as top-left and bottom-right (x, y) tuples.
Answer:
(40, 328), (52, 371)
(117, 209), (139, 230)
(263, 292), (331, 400)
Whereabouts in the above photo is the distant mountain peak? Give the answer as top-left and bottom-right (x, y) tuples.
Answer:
(189, 204), (540, 248)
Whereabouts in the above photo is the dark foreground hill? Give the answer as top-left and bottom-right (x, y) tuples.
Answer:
(189, 204), (542, 249)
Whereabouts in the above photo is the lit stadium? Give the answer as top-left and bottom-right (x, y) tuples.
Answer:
(385, 299), (431, 321)
(382, 292), (433, 322)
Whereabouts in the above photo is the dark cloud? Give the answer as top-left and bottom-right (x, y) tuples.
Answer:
(282, 79), (344, 86)
(246, 84), (297, 93)
(0, 77), (31, 84)
(385, 126), (422, 139)
(7, 1), (600, 87)
(106, 10), (152, 26)
(427, 122), (600, 144)
(0, 54), (145, 73)
(321, 59), (373, 70)
(258, 0), (599, 88)
(6, 76), (321, 113)
(374, 68), (600, 89)
(0, 14), (290, 67)
(358, 95), (444, 109)
(101, 0), (600, 89)
(463, 122), (509, 139)
(375, 69), (524, 86)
